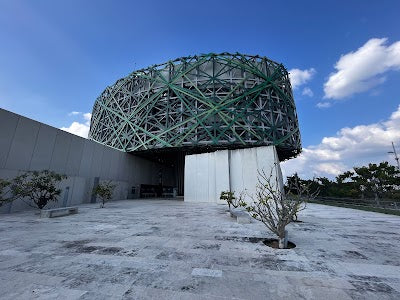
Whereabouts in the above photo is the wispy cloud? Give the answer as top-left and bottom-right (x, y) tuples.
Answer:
(316, 102), (331, 109)
(302, 87), (314, 97)
(68, 111), (81, 116)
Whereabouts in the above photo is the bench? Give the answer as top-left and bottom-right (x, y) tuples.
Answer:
(139, 184), (158, 198)
(230, 208), (252, 224)
(139, 184), (177, 198)
(162, 186), (175, 198)
(40, 207), (78, 218)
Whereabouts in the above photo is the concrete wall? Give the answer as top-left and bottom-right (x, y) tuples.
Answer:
(0, 109), (174, 213)
(184, 146), (283, 203)
(184, 150), (230, 203)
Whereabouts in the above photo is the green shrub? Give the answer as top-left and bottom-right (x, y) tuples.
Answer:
(11, 170), (67, 210)
(93, 181), (116, 208)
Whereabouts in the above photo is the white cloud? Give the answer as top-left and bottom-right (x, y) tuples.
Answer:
(68, 111), (81, 116)
(60, 112), (92, 138)
(83, 113), (92, 123)
(302, 87), (314, 97)
(288, 68), (316, 89)
(60, 122), (90, 138)
(281, 105), (400, 179)
(316, 102), (331, 109)
(324, 38), (400, 99)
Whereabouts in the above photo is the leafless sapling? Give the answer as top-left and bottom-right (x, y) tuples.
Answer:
(244, 165), (318, 249)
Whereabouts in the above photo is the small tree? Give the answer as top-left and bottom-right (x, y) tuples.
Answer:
(93, 181), (116, 208)
(0, 178), (13, 207)
(351, 162), (399, 205)
(244, 167), (318, 249)
(220, 191), (245, 211)
(11, 170), (67, 209)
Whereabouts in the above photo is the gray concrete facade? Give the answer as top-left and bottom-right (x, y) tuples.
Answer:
(184, 146), (283, 203)
(0, 108), (174, 213)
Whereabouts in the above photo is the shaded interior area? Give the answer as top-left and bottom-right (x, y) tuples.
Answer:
(135, 150), (187, 197)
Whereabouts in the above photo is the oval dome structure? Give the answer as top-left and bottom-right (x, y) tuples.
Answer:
(89, 53), (301, 160)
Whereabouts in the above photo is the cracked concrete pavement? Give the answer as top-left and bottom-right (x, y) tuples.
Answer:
(1, 200), (400, 299)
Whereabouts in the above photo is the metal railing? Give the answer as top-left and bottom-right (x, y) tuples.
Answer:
(311, 196), (400, 211)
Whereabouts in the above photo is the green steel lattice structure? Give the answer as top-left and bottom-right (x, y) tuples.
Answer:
(89, 53), (301, 160)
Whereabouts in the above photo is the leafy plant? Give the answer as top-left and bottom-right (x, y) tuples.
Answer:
(351, 162), (399, 205)
(243, 165), (318, 249)
(10, 170), (67, 210)
(0, 178), (13, 207)
(92, 181), (116, 208)
(220, 191), (245, 210)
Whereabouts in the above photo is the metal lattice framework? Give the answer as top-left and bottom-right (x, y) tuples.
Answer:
(89, 53), (301, 160)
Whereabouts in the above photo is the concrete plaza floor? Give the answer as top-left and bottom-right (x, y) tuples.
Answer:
(1, 200), (400, 299)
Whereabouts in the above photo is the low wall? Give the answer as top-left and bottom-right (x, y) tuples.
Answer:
(184, 146), (283, 203)
(0, 109), (174, 213)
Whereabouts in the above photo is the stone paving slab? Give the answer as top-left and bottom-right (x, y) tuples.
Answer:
(1, 200), (400, 299)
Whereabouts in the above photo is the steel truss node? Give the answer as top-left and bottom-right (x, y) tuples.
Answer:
(89, 52), (301, 160)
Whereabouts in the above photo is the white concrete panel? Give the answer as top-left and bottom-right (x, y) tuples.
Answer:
(0, 109), (19, 168)
(256, 146), (275, 173)
(29, 124), (57, 171)
(196, 153), (209, 202)
(256, 146), (283, 192)
(214, 150), (229, 202)
(207, 153), (216, 203)
(5, 117), (40, 170)
(240, 148), (258, 201)
(184, 154), (196, 202)
(185, 150), (230, 203)
(229, 149), (244, 194)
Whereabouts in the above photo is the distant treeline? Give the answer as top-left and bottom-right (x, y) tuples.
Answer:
(286, 162), (400, 201)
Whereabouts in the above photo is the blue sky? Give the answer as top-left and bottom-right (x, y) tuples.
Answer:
(0, 0), (399, 178)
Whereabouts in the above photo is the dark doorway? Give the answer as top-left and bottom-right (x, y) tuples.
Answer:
(135, 150), (186, 196)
